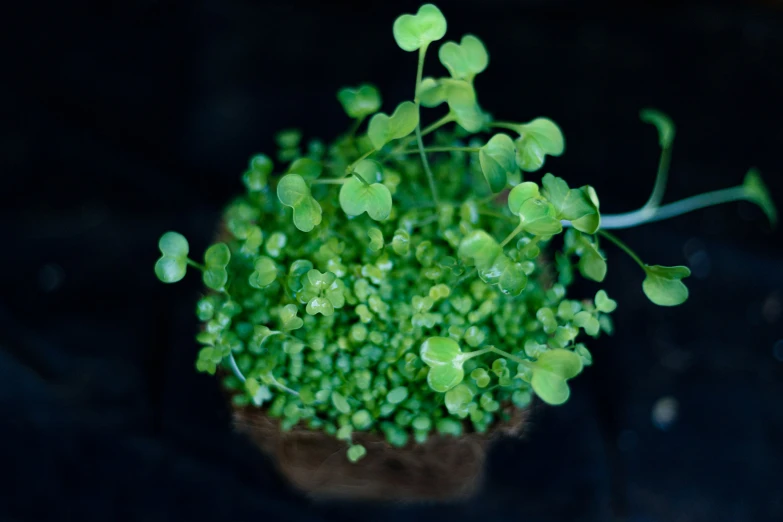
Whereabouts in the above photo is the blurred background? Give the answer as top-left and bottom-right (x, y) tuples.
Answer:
(2, 0), (782, 520)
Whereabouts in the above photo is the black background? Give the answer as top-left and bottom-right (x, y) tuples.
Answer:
(2, 1), (783, 521)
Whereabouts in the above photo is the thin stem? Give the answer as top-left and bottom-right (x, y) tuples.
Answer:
(414, 44), (440, 207)
(227, 352), (246, 383)
(598, 230), (645, 269)
(311, 178), (349, 185)
(489, 121), (522, 133)
(461, 347), (493, 361)
(599, 186), (748, 229)
(499, 221), (526, 248)
(487, 346), (529, 366)
(390, 113), (457, 155)
(642, 143), (672, 210)
(478, 210), (516, 223)
(265, 374), (300, 396)
(351, 172), (371, 186)
(186, 258), (206, 271)
(346, 116), (366, 139)
(398, 146), (480, 155)
(345, 149), (375, 174)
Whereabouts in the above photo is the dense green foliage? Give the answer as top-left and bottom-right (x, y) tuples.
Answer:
(154, 4), (775, 462)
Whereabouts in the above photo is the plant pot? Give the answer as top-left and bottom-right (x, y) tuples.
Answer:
(232, 403), (529, 501)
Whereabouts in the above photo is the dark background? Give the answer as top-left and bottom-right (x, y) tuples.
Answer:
(2, 0), (782, 520)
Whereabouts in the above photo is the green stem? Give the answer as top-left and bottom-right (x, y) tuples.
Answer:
(351, 172), (371, 187)
(461, 347), (493, 361)
(398, 146), (480, 155)
(487, 346), (529, 366)
(391, 113), (456, 154)
(345, 149), (375, 174)
(311, 178), (349, 185)
(489, 121), (522, 133)
(478, 210), (515, 223)
(499, 221), (526, 248)
(599, 186), (748, 229)
(414, 44), (440, 207)
(186, 258), (206, 271)
(597, 230), (645, 269)
(346, 116), (366, 140)
(227, 353), (245, 382)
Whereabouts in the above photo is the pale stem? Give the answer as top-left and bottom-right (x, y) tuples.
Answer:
(499, 221), (526, 247)
(642, 142), (672, 210)
(310, 178), (349, 185)
(487, 345), (529, 366)
(344, 149), (375, 174)
(597, 186), (748, 229)
(186, 258), (206, 271)
(397, 146), (479, 155)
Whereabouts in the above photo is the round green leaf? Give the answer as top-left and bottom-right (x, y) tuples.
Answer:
(541, 173), (600, 233)
(203, 267), (228, 291)
(155, 256), (186, 283)
(337, 84), (382, 119)
(368, 228), (384, 251)
(640, 108), (675, 149)
(438, 34), (488, 81)
(577, 238), (607, 283)
(339, 161), (393, 221)
(457, 229), (501, 269)
(367, 101), (419, 150)
(347, 444), (367, 463)
(204, 243), (230, 268)
(288, 158), (322, 181)
(517, 198), (563, 236)
(306, 297), (335, 316)
(529, 349), (583, 405)
(514, 118), (565, 172)
(499, 262), (528, 297)
(249, 256), (277, 288)
(158, 231), (189, 257)
(444, 383), (474, 417)
(417, 77), (448, 107)
(507, 182), (540, 214)
(595, 290), (617, 313)
(479, 134), (518, 193)
(642, 265), (691, 306)
(392, 4), (447, 52)
(276, 174), (323, 232)
(331, 391), (351, 414)
(386, 386), (409, 404)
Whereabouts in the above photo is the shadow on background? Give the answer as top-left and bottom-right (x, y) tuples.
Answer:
(2, 1), (782, 521)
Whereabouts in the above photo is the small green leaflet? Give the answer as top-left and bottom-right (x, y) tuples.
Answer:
(392, 4), (447, 52)
(642, 265), (691, 306)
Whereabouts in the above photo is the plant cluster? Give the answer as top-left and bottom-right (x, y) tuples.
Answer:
(154, 4), (775, 462)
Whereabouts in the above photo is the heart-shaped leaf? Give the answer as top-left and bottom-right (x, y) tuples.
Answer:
(595, 290), (617, 313)
(642, 265), (691, 306)
(203, 243), (230, 290)
(324, 279), (346, 310)
(457, 229), (501, 270)
(242, 154), (273, 192)
(337, 84), (382, 119)
(368, 228), (384, 251)
(541, 174), (600, 234)
(498, 261), (528, 296)
(276, 174), (323, 232)
(306, 269), (336, 291)
(339, 160), (393, 221)
(743, 169), (777, 227)
(393, 4), (447, 52)
(438, 34), (488, 81)
(249, 256), (277, 289)
(514, 118), (565, 172)
(287, 158), (322, 181)
(306, 296), (335, 316)
(576, 236), (607, 282)
(516, 198), (563, 236)
(507, 182), (540, 214)
(367, 101), (419, 150)
(279, 304), (304, 331)
(154, 231), (189, 283)
(528, 349), (583, 405)
(640, 108), (675, 148)
(479, 134), (518, 193)
(444, 383), (474, 417)
(418, 77), (448, 107)
(420, 336), (466, 392)
(470, 368), (491, 388)
(443, 80), (485, 132)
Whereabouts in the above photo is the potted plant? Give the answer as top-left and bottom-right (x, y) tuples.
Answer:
(152, 3), (775, 502)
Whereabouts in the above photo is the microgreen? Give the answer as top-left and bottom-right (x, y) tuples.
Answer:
(153, 2), (777, 464)
(339, 160), (393, 220)
(337, 84), (382, 119)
